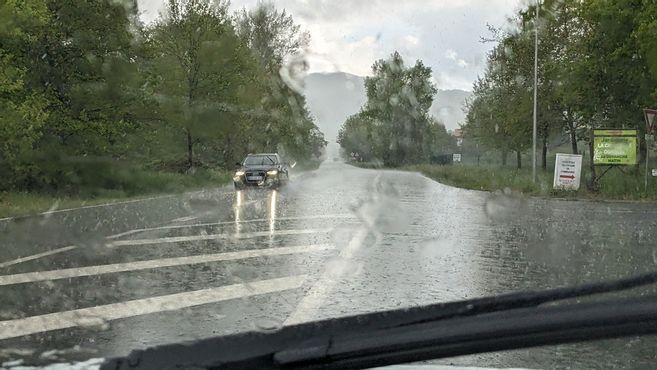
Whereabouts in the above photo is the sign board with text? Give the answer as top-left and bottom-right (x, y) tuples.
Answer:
(452, 153), (461, 163)
(592, 129), (637, 165)
(553, 153), (583, 190)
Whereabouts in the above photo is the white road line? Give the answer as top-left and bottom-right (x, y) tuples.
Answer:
(0, 225), (337, 269)
(106, 228), (332, 247)
(106, 214), (355, 239)
(0, 246), (78, 269)
(0, 195), (178, 222)
(170, 216), (197, 223)
(0, 244), (334, 286)
(284, 227), (370, 326)
(283, 174), (380, 326)
(0, 275), (307, 340)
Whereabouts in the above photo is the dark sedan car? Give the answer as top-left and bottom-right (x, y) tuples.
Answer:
(233, 153), (290, 190)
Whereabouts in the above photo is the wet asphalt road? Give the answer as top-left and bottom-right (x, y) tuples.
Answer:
(2, 160), (657, 368)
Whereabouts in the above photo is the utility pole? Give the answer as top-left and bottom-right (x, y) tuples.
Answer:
(532, 0), (539, 183)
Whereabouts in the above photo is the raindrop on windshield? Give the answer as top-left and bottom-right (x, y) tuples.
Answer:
(325, 256), (363, 281)
(74, 315), (110, 331)
(484, 189), (528, 222)
(253, 317), (282, 333)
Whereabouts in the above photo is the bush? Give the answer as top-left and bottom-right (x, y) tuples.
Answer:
(1, 154), (230, 197)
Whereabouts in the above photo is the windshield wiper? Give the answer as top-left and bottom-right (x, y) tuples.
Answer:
(102, 270), (657, 370)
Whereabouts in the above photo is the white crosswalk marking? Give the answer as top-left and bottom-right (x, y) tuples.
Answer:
(170, 216), (197, 223)
(0, 246), (78, 269)
(0, 244), (334, 286)
(0, 275), (307, 340)
(284, 227), (369, 326)
(106, 213), (354, 239)
(106, 228), (332, 247)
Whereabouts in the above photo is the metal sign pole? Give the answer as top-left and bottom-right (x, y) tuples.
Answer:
(532, 0), (539, 184)
(644, 109), (657, 192)
(646, 135), (650, 192)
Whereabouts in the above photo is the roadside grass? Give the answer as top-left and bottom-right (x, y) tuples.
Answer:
(406, 164), (657, 201)
(406, 164), (556, 195)
(350, 159), (657, 201)
(0, 157), (324, 219)
(0, 168), (232, 219)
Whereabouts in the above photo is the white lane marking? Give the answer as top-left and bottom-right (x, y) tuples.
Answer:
(0, 275), (306, 340)
(0, 246), (78, 269)
(284, 227), (370, 326)
(170, 216), (197, 223)
(0, 224), (338, 269)
(283, 173), (380, 326)
(0, 195), (178, 222)
(106, 213), (355, 239)
(0, 244), (334, 286)
(106, 228), (332, 248)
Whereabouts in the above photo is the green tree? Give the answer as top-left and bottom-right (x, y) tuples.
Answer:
(147, 0), (264, 169)
(363, 52), (437, 165)
(235, 2), (309, 72)
(0, 0), (147, 191)
(465, 40), (533, 169)
(235, 2), (325, 162)
(337, 112), (379, 161)
(338, 52), (451, 166)
(0, 0), (51, 189)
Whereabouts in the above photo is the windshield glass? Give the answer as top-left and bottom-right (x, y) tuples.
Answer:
(244, 155), (278, 166)
(2, 0), (657, 368)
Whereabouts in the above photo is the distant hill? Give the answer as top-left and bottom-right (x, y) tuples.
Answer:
(302, 72), (472, 150)
(303, 72), (367, 146)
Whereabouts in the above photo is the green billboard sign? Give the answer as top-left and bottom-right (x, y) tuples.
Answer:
(593, 129), (637, 165)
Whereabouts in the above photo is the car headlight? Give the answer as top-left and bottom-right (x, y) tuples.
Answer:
(235, 171), (245, 176)
(267, 170), (278, 175)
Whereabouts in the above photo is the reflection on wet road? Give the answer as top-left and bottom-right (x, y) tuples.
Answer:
(1, 161), (657, 368)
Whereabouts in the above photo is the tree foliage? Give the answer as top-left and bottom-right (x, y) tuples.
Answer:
(338, 52), (454, 166)
(0, 0), (325, 193)
(235, 2), (325, 161)
(464, 0), (657, 170)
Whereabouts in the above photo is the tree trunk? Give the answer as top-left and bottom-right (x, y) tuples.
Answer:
(566, 111), (578, 155)
(588, 133), (597, 190)
(502, 150), (508, 166)
(570, 126), (578, 154)
(186, 129), (193, 169)
(516, 150), (522, 169)
(542, 136), (548, 170)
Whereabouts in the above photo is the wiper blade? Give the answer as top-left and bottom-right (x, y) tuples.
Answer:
(102, 269), (657, 370)
(276, 294), (657, 369)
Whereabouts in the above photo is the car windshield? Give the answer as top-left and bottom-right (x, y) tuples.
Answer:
(2, 0), (657, 369)
(244, 155), (277, 166)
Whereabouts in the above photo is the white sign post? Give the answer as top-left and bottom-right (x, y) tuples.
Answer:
(553, 153), (583, 190)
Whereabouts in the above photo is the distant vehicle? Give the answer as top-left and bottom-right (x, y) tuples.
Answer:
(233, 153), (290, 190)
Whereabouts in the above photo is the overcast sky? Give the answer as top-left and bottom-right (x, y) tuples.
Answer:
(138, 0), (526, 91)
